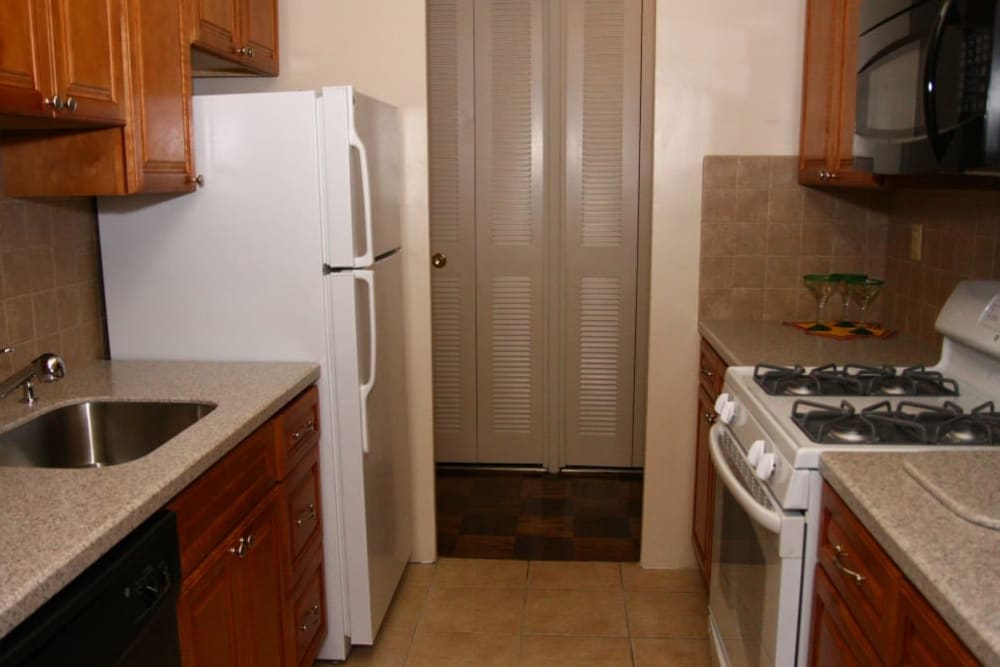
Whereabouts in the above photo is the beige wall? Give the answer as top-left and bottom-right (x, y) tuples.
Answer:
(642, 1), (805, 567)
(195, 2), (436, 562)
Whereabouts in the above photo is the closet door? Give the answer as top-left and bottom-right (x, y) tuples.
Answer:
(428, 0), (478, 462)
(474, 0), (547, 464)
(561, 0), (642, 468)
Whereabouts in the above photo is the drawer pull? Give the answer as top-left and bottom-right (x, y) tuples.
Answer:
(703, 411), (718, 425)
(700, 367), (714, 379)
(295, 503), (317, 527)
(291, 419), (316, 445)
(229, 533), (255, 559)
(300, 603), (321, 632)
(832, 544), (865, 584)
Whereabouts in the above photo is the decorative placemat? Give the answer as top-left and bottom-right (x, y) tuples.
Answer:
(781, 320), (897, 340)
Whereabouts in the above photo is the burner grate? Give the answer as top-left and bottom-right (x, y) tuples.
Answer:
(754, 363), (960, 397)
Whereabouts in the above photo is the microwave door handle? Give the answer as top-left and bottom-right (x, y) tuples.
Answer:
(923, 0), (954, 159)
(708, 425), (782, 534)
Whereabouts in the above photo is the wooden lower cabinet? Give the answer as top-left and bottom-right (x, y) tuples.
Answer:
(809, 483), (978, 666)
(178, 488), (285, 667)
(171, 386), (327, 667)
(692, 337), (726, 586)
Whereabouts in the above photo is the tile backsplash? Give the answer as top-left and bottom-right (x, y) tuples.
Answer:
(700, 156), (888, 322)
(700, 155), (1000, 346)
(0, 168), (105, 376)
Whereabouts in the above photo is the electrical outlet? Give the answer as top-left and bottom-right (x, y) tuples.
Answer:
(910, 224), (923, 262)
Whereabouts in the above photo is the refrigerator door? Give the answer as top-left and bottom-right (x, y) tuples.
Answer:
(326, 250), (412, 646)
(320, 86), (402, 268)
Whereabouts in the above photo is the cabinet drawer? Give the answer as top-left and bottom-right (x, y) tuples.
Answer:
(809, 566), (883, 666)
(275, 386), (320, 478)
(168, 421), (278, 578)
(285, 446), (322, 570)
(699, 338), (725, 398)
(289, 545), (326, 667)
(817, 483), (898, 662)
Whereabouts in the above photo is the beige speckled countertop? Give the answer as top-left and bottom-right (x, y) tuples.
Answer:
(821, 452), (1000, 666)
(699, 319), (941, 367)
(0, 360), (319, 639)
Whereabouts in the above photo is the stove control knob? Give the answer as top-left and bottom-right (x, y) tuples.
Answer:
(715, 395), (738, 425)
(756, 452), (776, 481)
(748, 440), (766, 466)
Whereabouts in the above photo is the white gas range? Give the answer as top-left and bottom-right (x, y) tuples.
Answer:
(706, 280), (1000, 667)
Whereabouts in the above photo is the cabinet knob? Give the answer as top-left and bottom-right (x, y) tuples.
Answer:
(45, 95), (64, 110)
(228, 533), (255, 558)
(233, 46), (254, 57)
(187, 174), (205, 187)
(431, 253), (447, 269)
(700, 367), (714, 379)
(703, 411), (717, 425)
(295, 503), (317, 527)
(64, 96), (77, 112)
(246, 46), (255, 57)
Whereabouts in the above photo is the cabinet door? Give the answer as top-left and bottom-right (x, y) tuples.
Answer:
(177, 549), (241, 667)
(240, 0), (278, 74)
(691, 386), (715, 585)
(808, 566), (882, 667)
(896, 583), (978, 667)
(48, 0), (127, 123)
(234, 492), (286, 667)
(0, 0), (53, 120)
(191, 0), (239, 53)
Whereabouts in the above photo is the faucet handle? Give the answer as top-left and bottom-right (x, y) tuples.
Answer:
(37, 353), (66, 382)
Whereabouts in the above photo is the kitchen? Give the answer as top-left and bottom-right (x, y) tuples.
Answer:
(0, 0), (998, 666)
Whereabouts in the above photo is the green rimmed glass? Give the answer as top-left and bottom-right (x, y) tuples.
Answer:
(829, 273), (868, 327)
(846, 277), (885, 335)
(803, 274), (836, 331)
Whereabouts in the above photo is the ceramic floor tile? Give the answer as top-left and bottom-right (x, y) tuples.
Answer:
(400, 563), (436, 588)
(519, 636), (632, 667)
(433, 557), (527, 588)
(377, 584), (430, 639)
(523, 589), (628, 637)
(621, 563), (705, 593)
(631, 638), (713, 666)
(404, 631), (520, 667)
(527, 560), (622, 590)
(418, 586), (525, 634)
(338, 632), (410, 667)
(626, 591), (709, 639)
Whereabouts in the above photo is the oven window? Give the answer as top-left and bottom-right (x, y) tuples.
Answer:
(709, 480), (784, 667)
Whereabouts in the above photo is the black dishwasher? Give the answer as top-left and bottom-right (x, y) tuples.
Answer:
(0, 510), (182, 667)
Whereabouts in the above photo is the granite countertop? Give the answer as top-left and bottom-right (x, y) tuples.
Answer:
(699, 319), (941, 368)
(0, 360), (320, 639)
(821, 452), (1000, 665)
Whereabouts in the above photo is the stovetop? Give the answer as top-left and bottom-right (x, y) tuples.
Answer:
(753, 363), (959, 398)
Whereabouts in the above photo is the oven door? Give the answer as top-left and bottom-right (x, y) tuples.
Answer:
(854, 0), (1000, 174)
(707, 425), (804, 667)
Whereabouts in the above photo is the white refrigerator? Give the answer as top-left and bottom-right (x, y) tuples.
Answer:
(97, 86), (412, 661)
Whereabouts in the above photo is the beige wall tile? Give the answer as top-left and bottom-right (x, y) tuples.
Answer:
(763, 289), (798, 321)
(733, 256), (765, 288)
(700, 223), (735, 256)
(523, 589), (628, 637)
(702, 189), (737, 222)
(702, 156), (738, 189)
(765, 256), (798, 288)
(700, 257), (734, 290)
(800, 222), (834, 256)
(521, 636), (632, 667)
(769, 156), (798, 189)
(735, 189), (768, 223)
(733, 223), (767, 255)
(767, 189), (802, 222)
(766, 223), (800, 256)
(527, 561), (622, 591)
(737, 156), (770, 190)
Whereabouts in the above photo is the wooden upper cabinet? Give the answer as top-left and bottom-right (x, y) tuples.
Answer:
(798, 0), (881, 189)
(189, 0), (278, 75)
(0, 0), (127, 127)
(1, 0), (196, 196)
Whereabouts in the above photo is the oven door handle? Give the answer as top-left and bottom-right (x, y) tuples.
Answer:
(709, 425), (782, 534)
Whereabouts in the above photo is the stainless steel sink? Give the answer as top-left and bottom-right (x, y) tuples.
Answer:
(0, 400), (216, 468)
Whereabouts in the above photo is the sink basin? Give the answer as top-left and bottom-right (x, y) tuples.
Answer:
(0, 400), (216, 468)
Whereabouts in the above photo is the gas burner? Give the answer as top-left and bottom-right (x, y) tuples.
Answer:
(791, 399), (1000, 445)
(754, 363), (960, 397)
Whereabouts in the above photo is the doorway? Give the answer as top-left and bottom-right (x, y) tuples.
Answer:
(427, 0), (654, 474)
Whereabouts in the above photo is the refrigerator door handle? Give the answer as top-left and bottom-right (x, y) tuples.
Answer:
(349, 128), (375, 268)
(356, 269), (377, 454)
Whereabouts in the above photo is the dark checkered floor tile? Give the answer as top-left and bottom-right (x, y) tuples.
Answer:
(436, 469), (642, 561)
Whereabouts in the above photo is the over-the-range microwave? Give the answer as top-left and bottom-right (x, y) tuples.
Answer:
(853, 0), (1000, 175)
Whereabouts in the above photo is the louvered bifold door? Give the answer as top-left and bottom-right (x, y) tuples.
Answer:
(428, 0), (478, 462)
(562, 0), (642, 468)
(474, 0), (547, 465)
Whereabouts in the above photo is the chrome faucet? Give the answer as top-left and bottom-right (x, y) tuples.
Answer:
(0, 349), (67, 405)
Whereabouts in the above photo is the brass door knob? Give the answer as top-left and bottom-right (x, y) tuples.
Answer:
(431, 253), (447, 269)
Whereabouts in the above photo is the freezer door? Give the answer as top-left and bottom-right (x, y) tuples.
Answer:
(326, 250), (412, 646)
(320, 86), (402, 268)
